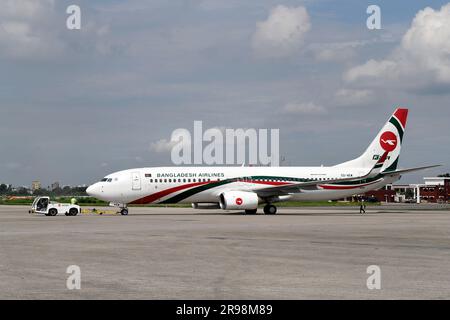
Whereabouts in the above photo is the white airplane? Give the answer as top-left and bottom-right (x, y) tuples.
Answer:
(86, 108), (439, 215)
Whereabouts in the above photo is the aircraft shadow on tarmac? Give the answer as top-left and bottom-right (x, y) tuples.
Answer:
(123, 211), (384, 216)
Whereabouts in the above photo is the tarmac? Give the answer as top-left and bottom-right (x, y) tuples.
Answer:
(0, 204), (449, 299)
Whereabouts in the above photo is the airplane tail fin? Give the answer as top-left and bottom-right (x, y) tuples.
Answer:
(335, 108), (408, 173)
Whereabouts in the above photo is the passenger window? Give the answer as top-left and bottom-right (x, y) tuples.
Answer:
(183, 179), (186, 183)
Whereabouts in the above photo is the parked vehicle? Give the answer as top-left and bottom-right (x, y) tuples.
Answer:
(29, 196), (80, 216)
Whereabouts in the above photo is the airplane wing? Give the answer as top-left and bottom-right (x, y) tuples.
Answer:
(253, 174), (371, 197)
(253, 164), (441, 198)
(380, 164), (441, 176)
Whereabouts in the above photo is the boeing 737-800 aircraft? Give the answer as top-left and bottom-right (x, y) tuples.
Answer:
(86, 108), (438, 215)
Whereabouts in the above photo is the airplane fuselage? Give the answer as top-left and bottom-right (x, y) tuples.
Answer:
(86, 108), (430, 214)
(86, 166), (399, 205)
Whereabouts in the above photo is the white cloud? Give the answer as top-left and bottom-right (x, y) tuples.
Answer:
(1, 0), (53, 18)
(150, 139), (177, 153)
(335, 89), (374, 106)
(309, 33), (398, 63)
(0, 0), (64, 58)
(344, 4), (450, 91)
(0, 0), (114, 60)
(345, 59), (398, 82)
(252, 5), (311, 58)
(315, 46), (356, 62)
(283, 102), (326, 115)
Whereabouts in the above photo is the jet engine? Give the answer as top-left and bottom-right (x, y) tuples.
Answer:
(219, 191), (259, 210)
(192, 203), (221, 209)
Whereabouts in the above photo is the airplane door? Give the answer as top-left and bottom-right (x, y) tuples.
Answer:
(131, 171), (141, 190)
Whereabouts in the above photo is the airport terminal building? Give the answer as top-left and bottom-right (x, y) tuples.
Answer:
(363, 177), (450, 203)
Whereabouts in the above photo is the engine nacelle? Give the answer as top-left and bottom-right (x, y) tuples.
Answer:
(192, 203), (221, 209)
(219, 191), (259, 210)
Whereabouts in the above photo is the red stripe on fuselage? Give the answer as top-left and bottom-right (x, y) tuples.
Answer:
(129, 179), (292, 204)
(319, 179), (381, 190)
(130, 181), (210, 204)
(378, 151), (389, 164)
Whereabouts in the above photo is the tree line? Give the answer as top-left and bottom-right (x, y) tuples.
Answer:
(0, 184), (88, 197)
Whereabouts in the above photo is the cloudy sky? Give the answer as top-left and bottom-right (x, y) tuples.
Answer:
(0, 0), (449, 187)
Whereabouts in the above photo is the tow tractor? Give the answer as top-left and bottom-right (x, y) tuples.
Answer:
(29, 196), (81, 216)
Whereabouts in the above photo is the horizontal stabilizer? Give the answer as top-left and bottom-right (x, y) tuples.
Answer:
(381, 165), (441, 176)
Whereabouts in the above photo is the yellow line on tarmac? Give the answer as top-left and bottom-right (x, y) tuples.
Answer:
(81, 209), (118, 215)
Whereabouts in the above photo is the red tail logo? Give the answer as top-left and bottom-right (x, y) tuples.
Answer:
(380, 131), (397, 152)
(235, 198), (243, 205)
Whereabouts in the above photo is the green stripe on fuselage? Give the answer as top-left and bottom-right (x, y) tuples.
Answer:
(250, 175), (310, 182)
(160, 179), (233, 204)
(327, 174), (385, 186)
(384, 157), (399, 172)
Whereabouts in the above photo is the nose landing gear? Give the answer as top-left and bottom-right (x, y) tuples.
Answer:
(120, 208), (129, 215)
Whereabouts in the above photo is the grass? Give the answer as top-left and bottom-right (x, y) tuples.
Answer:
(0, 199), (34, 205)
(0, 197), (108, 206)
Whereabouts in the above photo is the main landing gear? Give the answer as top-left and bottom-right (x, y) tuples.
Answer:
(120, 207), (129, 215)
(263, 204), (277, 215)
(244, 205), (277, 215)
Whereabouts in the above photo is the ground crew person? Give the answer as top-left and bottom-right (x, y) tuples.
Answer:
(359, 199), (366, 214)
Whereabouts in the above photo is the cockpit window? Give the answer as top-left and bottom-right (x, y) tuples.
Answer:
(101, 178), (108, 182)
(107, 178), (112, 182)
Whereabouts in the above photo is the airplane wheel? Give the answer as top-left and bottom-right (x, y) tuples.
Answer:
(245, 209), (257, 215)
(121, 208), (129, 215)
(263, 205), (277, 215)
(47, 208), (58, 216)
(69, 208), (78, 216)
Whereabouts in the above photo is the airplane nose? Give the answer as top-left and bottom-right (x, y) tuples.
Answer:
(86, 184), (99, 197)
